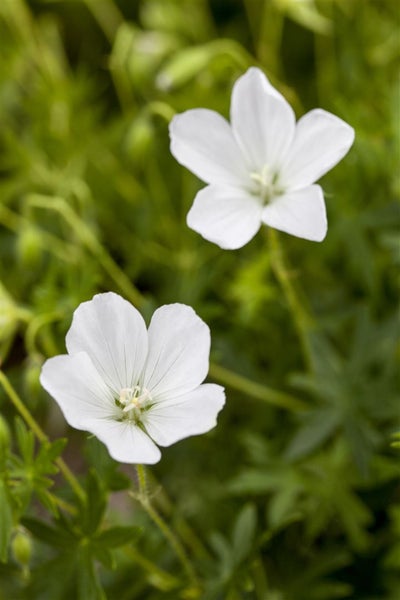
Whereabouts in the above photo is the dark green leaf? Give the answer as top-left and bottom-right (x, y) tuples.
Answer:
(95, 525), (142, 548)
(23, 516), (77, 548)
(77, 546), (106, 600)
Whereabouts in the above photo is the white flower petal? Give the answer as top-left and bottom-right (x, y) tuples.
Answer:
(281, 108), (355, 189)
(262, 185), (327, 241)
(142, 304), (210, 399)
(169, 108), (249, 187)
(86, 418), (161, 464)
(40, 352), (118, 428)
(66, 292), (148, 393)
(144, 384), (225, 447)
(230, 67), (296, 172)
(187, 185), (263, 250)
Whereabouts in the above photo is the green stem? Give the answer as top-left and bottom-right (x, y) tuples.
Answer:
(27, 195), (145, 308)
(0, 370), (86, 503)
(268, 228), (314, 369)
(144, 469), (211, 560)
(134, 465), (199, 587)
(209, 362), (307, 412)
(25, 311), (64, 358)
(252, 556), (270, 600)
(146, 101), (176, 123)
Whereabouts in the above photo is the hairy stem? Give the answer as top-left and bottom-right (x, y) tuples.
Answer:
(134, 465), (199, 588)
(209, 362), (307, 412)
(268, 228), (314, 369)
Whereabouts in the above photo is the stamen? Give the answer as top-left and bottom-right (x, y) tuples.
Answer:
(118, 386), (152, 420)
(250, 164), (282, 203)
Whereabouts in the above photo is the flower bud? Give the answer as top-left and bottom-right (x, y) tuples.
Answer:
(0, 283), (17, 338)
(16, 226), (43, 269)
(11, 529), (32, 568)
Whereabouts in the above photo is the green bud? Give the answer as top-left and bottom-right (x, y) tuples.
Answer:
(0, 415), (11, 462)
(16, 226), (43, 269)
(0, 282), (18, 343)
(11, 529), (32, 567)
(0, 284), (19, 363)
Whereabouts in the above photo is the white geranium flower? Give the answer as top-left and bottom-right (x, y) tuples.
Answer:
(169, 67), (355, 249)
(40, 293), (225, 464)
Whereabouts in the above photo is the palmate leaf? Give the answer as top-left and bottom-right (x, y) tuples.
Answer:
(287, 310), (399, 473)
(9, 419), (67, 516)
(281, 547), (353, 600)
(23, 516), (77, 549)
(25, 539), (109, 600)
(24, 494), (141, 597)
(229, 440), (373, 551)
(206, 503), (258, 598)
(285, 407), (341, 460)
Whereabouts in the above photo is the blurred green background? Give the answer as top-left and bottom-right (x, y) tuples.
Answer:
(0, 0), (399, 598)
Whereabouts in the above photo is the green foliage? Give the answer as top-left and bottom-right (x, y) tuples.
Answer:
(0, 0), (399, 598)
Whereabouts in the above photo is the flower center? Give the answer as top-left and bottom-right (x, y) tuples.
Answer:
(250, 164), (283, 203)
(116, 386), (153, 423)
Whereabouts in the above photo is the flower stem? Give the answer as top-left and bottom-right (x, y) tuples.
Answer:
(134, 465), (199, 587)
(209, 362), (307, 412)
(143, 469), (211, 560)
(0, 370), (86, 503)
(267, 228), (314, 370)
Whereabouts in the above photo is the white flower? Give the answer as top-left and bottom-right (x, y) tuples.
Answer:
(169, 67), (355, 249)
(40, 293), (225, 464)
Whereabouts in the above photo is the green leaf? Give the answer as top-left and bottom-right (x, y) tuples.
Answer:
(23, 516), (77, 549)
(232, 503), (257, 565)
(285, 408), (341, 460)
(80, 469), (107, 536)
(93, 546), (115, 570)
(36, 437), (67, 465)
(95, 525), (142, 549)
(14, 417), (35, 464)
(77, 546), (106, 600)
(228, 468), (285, 495)
(268, 487), (300, 527)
